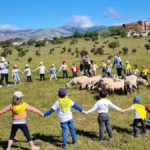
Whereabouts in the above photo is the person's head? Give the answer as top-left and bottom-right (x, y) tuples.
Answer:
(25, 64), (29, 68)
(40, 61), (43, 65)
(133, 64), (138, 69)
(126, 60), (129, 64)
(133, 96), (141, 104)
(99, 90), (108, 98)
(90, 60), (93, 64)
(58, 88), (67, 98)
(1, 57), (6, 62)
(142, 65), (146, 69)
(13, 64), (17, 69)
(13, 91), (24, 105)
(62, 60), (66, 64)
(51, 64), (55, 67)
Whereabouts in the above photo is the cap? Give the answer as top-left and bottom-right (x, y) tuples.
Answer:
(126, 60), (129, 64)
(40, 61), (43, 65)
(133, 96), (140, 103)
(13, 91), (24, 98)
(58, 88), (67, 95)
(51, 64), (55, 67)
(25, 64), (29, 67)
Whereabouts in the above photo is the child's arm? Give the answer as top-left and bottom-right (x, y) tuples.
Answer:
(122, 107), (132, 113)
(109, 101), (122, 112)
(26, 104), (42, 116)
(0, 104), (12, 115)
(72, 103), (84, 113)
(33, 67), (39, 72)
(84, 103), (98, 115)
(42, 108), (55, 117)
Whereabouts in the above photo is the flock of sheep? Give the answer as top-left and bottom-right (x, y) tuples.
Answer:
(66, 75), (150, 95)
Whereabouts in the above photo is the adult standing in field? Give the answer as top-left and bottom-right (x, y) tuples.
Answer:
(33, 62), (48, 81)
(0, 57), (10, 88)
(112, 53), (122, 78)
(81, 54), (91, 77)
(59, 60), (69, 78)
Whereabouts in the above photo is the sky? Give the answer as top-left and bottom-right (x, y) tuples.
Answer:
(0, 0), (149, 30)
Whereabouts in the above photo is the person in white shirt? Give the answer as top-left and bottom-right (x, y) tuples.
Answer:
(24, 64), (32, 82)
(0, 57), (10, 87)
(42, 88), (84, 149)
(84, 90), (122, 143)
(59, 60), (69, 78)
(33, 62), (48, 81)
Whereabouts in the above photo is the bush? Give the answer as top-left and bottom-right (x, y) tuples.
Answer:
(80, 50), (88, 57)
(71, 52), (74, 55)
(118, 51), (122, 55)
(28, 57), (32, 63)
(108, 41), (120, 53)
(1, 51), (7, 57)
(132, 49), (137, 53)
(107, 55), (113, 60)
(68, 48), (72, 53)
(91, 48), (95, 53)
(94, 47), (104, 55)
(35, 50), (41, 56)
(18, 51), (26, 57)
(84, 37), (91, 41)
(122, 47), (128, 55)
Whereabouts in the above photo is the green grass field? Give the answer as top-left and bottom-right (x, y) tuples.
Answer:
(0, 37), (150, 150)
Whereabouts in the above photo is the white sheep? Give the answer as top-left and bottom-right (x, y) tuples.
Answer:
(66, 76), (89, 89)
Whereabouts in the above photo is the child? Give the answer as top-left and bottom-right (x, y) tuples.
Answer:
(49, 64), (58, 80)
(141, 65), (149, 82)
(132, 64), (140, 77)
(12, 64), (22, 85)
(106, 60), (112, 77)
(59, 60), (69, 78)
(122, 96), (146, 138)
(70, 63), (78, 78)
(124, 60), (132, 76)
(101, 60), (106, 75)
(24, 64), (32, 82)
(90, 60), (98, 76)
(0, 91), (42, 150)
(33, 62), (48, 81)
(42, 88), (84, 149)
(84, 90), (122, 143)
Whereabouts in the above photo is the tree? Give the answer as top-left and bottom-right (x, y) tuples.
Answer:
(108, 41), (120, 53)
(72, 32), (83, 38)
(144, 44), (150, 52)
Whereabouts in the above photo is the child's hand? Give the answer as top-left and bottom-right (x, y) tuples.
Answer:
(40, 113), (44, 117)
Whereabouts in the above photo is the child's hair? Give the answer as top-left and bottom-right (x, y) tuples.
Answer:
(58, 93), (66, 98)
(58, 88), (67, 98)
(12, 96), (22, 105)
(99, 90), (108, 98)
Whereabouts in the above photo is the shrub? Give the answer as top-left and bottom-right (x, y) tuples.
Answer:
(28, 57), (32, 63)
(71, 52), (74, 55)
(1, 51), (7, 57)
(122, 47), (128, 55)
(68, 48), (72, 53)
(35, 50), (41, 56)
(107, 55), (113, 60)
(80, 50), (88, 57)
(94, 47), (104, 55)
(132, 49), (137, 53)
(91, 48), (95, 53)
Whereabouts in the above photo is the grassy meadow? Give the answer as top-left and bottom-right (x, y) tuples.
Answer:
(0, 36), (150, 150)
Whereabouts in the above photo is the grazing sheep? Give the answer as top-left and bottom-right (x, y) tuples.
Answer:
(137, 78), (149, 87)
(66, 76), (89, 89)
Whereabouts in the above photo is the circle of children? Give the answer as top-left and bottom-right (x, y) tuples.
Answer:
(0, 53), (150, 150)
(0, 53), (149, 87)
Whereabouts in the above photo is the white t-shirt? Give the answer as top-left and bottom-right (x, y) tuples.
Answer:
(0, 62), (9, 74)
(130, 105), (141, 119)
(25, 68), (31, 76)
(36, 66), (46, 74)
(52, 100), (74, 122)
(87, 98), (121, 114)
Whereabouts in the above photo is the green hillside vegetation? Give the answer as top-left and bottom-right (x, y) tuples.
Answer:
(0, 36), (150, 150)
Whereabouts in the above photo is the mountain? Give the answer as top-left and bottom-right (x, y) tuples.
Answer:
(0, 25), (107, 41)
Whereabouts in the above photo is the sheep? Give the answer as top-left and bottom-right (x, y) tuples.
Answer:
(87, 76), (102, 90)
(124, 75), (139, 94)
(66, 76), (89, 89)
(137, 78), (149, 87)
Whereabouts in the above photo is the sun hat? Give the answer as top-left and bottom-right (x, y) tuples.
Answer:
(13, 91), (24, 98)
(25, 64), (29, 67)
(126, 60), (129, 64)
(1, 57), (6, 62)
(51, 64), (55, 67)
(40, 61), (43, 65)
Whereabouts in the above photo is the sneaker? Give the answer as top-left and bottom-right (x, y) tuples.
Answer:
(98, 139), (103, 144)
(62, 145), (67, 150)
(0, 85), (2, 88)
(134, 134), (139, 138)
(6, 148), (10, 150)
(109, 137), (114, 142)
(32, 145), (40, 150)
(7, 84), (10, 87)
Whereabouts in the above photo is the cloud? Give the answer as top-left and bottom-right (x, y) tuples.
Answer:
(0, 24), (19, 31)
(103, 8), (122, 20)
(68, 15), (94, 28)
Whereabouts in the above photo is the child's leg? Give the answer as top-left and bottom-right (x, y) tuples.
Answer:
(40, 74), (42, 81)
(68, 119), (76, 144)
(60, 121), (68, 147)
(105, 120), (113, 138)
(50, 75), (53, 80)
(43, 74), (45, 80)
(140, 119), (146, 133)
(14, 77), (17, 85)
(7, 125), (19, 149)
(98, 114), (105, 140)
(133, 119), (140, 137)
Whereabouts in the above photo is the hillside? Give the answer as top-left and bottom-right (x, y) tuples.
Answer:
(0, 36), (150, 150)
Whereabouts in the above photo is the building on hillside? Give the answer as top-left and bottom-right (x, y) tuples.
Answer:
(122, 20), (150, 37)
(11, 41), (23, 46)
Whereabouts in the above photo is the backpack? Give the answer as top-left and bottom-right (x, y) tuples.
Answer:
(146, 104), (150, 112)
